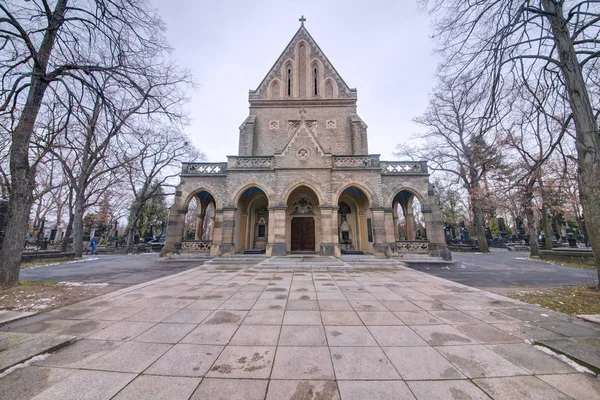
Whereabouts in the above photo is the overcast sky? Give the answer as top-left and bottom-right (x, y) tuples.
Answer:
(149, 0), (439, 162)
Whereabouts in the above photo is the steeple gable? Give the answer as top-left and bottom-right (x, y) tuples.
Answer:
(249, 21), (356, 102)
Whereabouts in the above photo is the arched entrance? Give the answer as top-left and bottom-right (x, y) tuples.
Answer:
(337, 186), (372, 254)
(392, 190), (428, 253)
(181, 190), (216, 251)
(286, 186), (320, 252)
(235, 187), (269, 253)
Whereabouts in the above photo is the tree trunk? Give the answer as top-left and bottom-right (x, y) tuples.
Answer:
(540, 202), (553, 250)
(60, 213), (74, 253)
(0, 0), (69, 289)
(72, 192), (85, 258)
(543, 0), (600, 284)
(125, 198), (147, 253)
(525, 209), (539, 257)
(471, 196), (490, 253)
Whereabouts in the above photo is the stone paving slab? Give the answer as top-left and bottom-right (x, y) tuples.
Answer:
(0, 310), (36, 325)
(536, 337), (600, 374)
(0, 332), (75, 373)
(1, 263), (600, 399)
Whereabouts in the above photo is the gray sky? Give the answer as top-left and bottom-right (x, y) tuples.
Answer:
(149, 0), (438, 162)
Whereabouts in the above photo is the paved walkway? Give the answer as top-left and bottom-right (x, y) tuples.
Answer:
(1, 263), (599, 399)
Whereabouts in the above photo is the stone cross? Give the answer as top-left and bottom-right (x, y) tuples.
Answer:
(299, 15), (306, 25)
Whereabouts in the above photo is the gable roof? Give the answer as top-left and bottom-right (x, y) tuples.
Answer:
(250, 24), (355, 100)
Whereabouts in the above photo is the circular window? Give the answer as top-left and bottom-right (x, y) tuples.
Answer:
(297, 148), (310, 160)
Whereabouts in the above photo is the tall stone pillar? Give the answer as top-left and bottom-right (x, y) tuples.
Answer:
(384, 209), (397, 256)
(219, 207), (236, 257)
(319, 206), (339, 257)
(210, 209), (224, 256)
(161, 187), (187, 256)
(371, 207), (390, 258)
(405, 212), (415, 240)
(194, 214), (204, 240)
(423, 202), (452, 261)
(238, 115), (256, 156)
(266, 207), (287, 256)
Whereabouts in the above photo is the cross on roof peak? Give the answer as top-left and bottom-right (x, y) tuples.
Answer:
(299, 15), (306, 26)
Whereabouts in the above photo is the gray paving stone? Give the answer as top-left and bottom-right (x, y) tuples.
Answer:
(321, 311), (362, 325)
(86, 321), (155, 341)
(536, 338), (600, 373)
(266, 380), (340, 400)
(429, 311), (483, 324)
(163, 309), (212, 323)
(191, 378), (268, 400)
(124, 308), (179, 322)
(229, 324), (280, 346)
(337, 380), (415, 400)
(0, 332), (76, 373)
(368, 326), (428, 347)
(436, 345), (529, 378)
(454, 323), (523, 344)
(488, 343), (576, 374)
(132, 322), (196, 344)
(349, 300), (388, 311)
(279, 325), (327, 346)
(286, 300), (319, 310)
(318, 300), (354, 311)
(283, 310), (322, 325)
(325, 326), (378, 346)
(186, 299), (226, 309)
(0, 310), (36, 324)
(181, 324), (238, 345)
(34, 339), (124, 369)
(30, 370), (136, 400)
(330, 347), (400, 380)
(464, 310), (521, 323)
(381, 300), (421, 311)
(357, 311), (404, 325)
(383, 346), (465, 380)
(113, 375), (200, 400)
(145, 344), (222, 377)
(207, 345), (275, 379)
(202, 310), (247, 324)
(87, 306), (148, 321)
(0, 366), (74, 400)
(271, 346), (335, 379)
(411, 325), (477, 346)
(407, 380), (490, 400)
(491, 322), (565, 340)
(535, 320), (600, 338)
(83, 341), (171, 373)
(537, 373), (600, 400)
(473, 376), (572, 399)
(243, 309), (284, 325)
(394, 311), (445, 325)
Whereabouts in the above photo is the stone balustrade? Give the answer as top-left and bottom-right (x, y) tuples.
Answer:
(381, 161), (428, 174)
(228, 156), (274, 169)
(332, 155), (380, 169)
(182, 162), (227, 175)
(396, 240), (429, 252)
(181, 240), (212, 251)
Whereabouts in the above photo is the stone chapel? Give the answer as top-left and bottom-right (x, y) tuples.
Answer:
(162, 19), (450, 261)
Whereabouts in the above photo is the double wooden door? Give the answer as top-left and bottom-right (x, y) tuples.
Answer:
(291, 217), (315, 251)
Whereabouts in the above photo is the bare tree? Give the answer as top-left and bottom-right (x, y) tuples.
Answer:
(122, 127), (202, 253)
(422, 0), (600, 281)
(397, 75), (506, 252)
(0, 0), (189, 287)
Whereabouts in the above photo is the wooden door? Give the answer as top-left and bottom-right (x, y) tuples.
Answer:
(291, 217), (315, 251)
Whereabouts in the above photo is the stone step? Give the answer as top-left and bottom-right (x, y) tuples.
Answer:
(255, 256), (351, 270)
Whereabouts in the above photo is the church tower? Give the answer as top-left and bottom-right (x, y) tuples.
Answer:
(238, 18), (368, 159)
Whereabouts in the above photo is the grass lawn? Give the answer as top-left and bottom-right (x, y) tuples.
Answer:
(509, 285), (600, 315)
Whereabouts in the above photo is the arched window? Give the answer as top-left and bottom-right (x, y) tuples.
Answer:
(313, 67), (318, 96)
(287, 68), (292, 96)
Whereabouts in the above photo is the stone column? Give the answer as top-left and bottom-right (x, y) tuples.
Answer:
(210, 209), (223, 256)
(423, 202), (451, 261)
(319, 206), (339, 257)
(266, 206), (287, 256)
(161, 205), (186, 255)
(405, 212), (415, 241)
(219, 207), (236, 257)
(384, 209), (397, 256)
(194, 214), (204, 240)
(371, 207), (390, 258)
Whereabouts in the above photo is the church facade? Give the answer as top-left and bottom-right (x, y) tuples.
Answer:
(162, 21), (450, 260)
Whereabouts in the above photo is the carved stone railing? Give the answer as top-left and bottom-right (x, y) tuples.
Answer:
(182, 162), (227, 175)
(181, 240), (212, 252)
(396, 240), (429, 252)
(381, 161), (428, 174)
(228, 156), (273, 169)
(333, 155), (380, 169)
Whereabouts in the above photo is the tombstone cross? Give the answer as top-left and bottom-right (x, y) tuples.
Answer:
(299, 15), (306, 25)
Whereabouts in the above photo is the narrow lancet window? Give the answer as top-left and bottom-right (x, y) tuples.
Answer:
(313, 67), (318, 96)
(287, 68), (292, 96)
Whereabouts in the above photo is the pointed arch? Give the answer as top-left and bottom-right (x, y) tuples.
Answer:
(324, 78), (338, 98)
(279, 179), (326, 207)
(269, 78), (282, 99)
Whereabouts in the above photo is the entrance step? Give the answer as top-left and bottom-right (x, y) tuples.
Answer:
(204, 255), (266, 265)
(255, 256), (352, 270)
(244, 249), (266, 255)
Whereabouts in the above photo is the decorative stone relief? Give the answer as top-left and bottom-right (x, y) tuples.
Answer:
(297, 148), (310, 160)
(333, 156), (371, 168)
(326, 119), (336, 129)
(396, 241), (429, 252)
(269, 120), (279, 130)
(188, 163), (226, 174)
(235, 157), (273, 168)
(181, 240), (212, 251)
